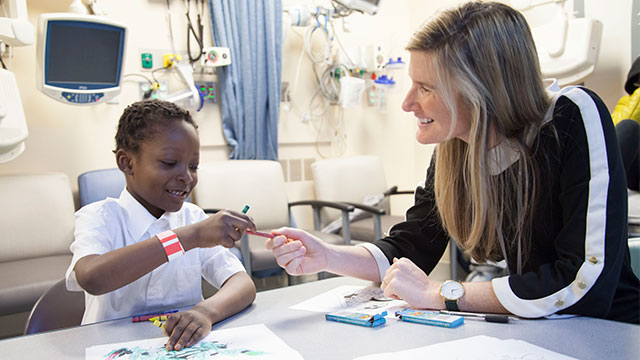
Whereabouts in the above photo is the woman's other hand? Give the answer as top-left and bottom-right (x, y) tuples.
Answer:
(381, 257), (442, 309)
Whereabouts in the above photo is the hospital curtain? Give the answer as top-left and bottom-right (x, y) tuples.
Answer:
(209, 0), (282, 160)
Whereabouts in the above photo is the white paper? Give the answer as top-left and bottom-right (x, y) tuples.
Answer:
(85, 324), (302, 360)
(354, 335), (578, 360)
(290, 285), (408, 317)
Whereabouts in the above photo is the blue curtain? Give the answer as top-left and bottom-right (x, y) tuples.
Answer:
(209, 0), (282, 160)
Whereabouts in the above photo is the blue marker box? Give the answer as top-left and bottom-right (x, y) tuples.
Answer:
(395, 308), (464, 328)
(325, 310), (387, 328)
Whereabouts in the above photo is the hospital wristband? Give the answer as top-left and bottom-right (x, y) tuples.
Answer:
(157, 230), (185, 262)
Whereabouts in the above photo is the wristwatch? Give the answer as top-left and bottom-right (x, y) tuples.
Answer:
(440, 280), (465, 311)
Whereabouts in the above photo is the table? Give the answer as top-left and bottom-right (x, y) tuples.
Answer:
(1, 277), (638, 359)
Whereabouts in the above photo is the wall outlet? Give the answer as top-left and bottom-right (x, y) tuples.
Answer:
(367, 43), (385, 72)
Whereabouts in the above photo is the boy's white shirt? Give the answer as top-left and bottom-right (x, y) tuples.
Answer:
(65, 189), (246, 324)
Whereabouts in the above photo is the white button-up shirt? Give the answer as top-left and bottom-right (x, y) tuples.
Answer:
(65, 189), (245, 324)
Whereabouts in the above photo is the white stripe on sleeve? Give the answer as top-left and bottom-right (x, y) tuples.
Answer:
(492, 87), (608, 318)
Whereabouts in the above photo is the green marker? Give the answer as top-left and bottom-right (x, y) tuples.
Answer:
(242, 205), (250, 214)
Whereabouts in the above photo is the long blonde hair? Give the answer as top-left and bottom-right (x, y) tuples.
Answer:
(407, 2), (551, 264)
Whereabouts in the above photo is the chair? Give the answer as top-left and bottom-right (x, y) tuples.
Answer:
(0, 173), (75, 319)
(23, 279), (85, 334)
(78, 168), (190, 207)
(311, 155), (414, 242)
(77, 168), (126, 207)
(192, 160), (354, 278)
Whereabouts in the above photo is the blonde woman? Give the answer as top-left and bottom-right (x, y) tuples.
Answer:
(267, 1), (639, 323)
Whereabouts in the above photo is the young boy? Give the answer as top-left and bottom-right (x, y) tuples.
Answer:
(65, 99), (257, 351)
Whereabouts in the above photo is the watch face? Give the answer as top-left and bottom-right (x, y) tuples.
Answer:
(441, 281), (464, 300)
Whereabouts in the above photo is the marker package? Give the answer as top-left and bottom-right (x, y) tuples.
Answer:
(325, 310), (387, 328)
(395, 308), (464, 328)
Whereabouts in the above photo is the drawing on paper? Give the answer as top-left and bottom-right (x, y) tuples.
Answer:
(103, 340), (266, 359)
(342, 287), (394, 310)
(290, 285), (407, 316)
(86, 324), (303, 360)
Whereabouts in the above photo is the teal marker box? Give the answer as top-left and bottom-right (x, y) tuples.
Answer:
(395, 308), (464, 328)
(325, 310), (387, 328)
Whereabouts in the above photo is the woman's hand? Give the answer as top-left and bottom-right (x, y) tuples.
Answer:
(195, 210), (256, 249)
(163, 308), (213, 351)
(265, 227), (329, 275)
(380, 257), (442, 309)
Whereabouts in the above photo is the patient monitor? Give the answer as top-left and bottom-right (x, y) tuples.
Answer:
(36, 13), (127, 105)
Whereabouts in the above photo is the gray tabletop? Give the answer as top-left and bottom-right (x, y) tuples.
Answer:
(1, 277), (638, 359)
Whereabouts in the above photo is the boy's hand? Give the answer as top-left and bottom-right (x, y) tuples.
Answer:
(163, 309), (212, 351)
(198, 210), (256, 248)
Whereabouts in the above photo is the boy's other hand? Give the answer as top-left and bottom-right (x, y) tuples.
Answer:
(163, 309), (212, 351)
(198, 209), (256, 248)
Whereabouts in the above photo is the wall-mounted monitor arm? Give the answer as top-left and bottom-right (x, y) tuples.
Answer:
(0, 0), (34, 46)
(165, 61), (202, 110)
(0, 68), (28, 163)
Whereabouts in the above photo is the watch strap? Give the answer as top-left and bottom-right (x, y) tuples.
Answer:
(444, 299), (460, 311)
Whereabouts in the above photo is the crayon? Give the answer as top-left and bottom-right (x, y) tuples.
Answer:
(131, 310), (178, 322)
(242, 205), (250, 214)
(246, 230), (275, 238)
(153, 319), (165, 329)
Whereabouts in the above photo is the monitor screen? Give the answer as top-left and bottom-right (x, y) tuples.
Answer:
(45, 20), (125, 89)
(45, 21), (124, 85)
(37, 14), (127, 104)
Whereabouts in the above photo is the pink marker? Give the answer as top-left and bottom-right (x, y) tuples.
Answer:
(246, 230), (275, 238)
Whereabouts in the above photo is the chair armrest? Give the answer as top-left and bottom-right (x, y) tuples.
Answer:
(390, 190), (414, 196)
(289, 200), (354, 213)
(343, 202), (386, 215)
(203, 208), (222, 214)
(288, 200), (355, 245)
(385, 185), (414, 196)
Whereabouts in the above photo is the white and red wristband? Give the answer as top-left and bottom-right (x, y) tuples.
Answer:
(156, 230), (185, 262)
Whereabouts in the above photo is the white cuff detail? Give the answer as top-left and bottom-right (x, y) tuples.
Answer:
(358, 243), (391, 282)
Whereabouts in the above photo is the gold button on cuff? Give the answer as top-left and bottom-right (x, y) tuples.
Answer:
(577, 281), (587, 289)
(588, 256), (598, 264)
(555, 299), (564, 307)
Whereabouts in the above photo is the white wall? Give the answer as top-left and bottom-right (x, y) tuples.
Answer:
(0, 0), (632, 228)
